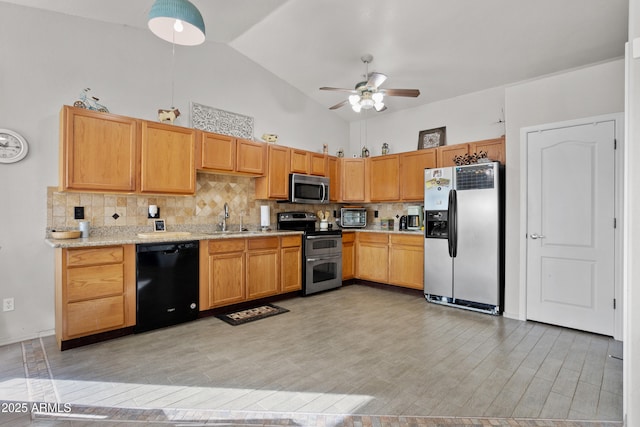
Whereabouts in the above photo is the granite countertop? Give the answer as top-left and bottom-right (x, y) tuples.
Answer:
(44, 227), (303, 249)
(341, 228), (423, 235)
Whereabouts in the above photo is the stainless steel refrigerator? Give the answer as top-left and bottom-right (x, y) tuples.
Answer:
(424, 162), (504, 314)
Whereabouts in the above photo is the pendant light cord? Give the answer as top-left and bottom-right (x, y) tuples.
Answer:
(171, 31), (176, 109)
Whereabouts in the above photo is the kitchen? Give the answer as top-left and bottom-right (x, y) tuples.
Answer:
(0, 0), (638, 425)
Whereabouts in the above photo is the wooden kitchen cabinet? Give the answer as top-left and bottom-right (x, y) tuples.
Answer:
(356, 233), (389, 283)
(59, 106), (138, 192)
(340, 158), (367, 202)
(60, 106), (196, 195)
(342, 231), (356, 280)
(437, 143), (469, 167)
(255, 144), (291, 199)
(139, 120), (196, 194)
(280, 235), (302, 292)
(291, 149), (327, 176)
(369, 155), (400, 201)
(197, 132), (265, 175)
(328, 156), (341, 201)
(204, 239), (246, 308)
(400, 149), (437, 201)
(389, 234), (424, 289)
(55, 245), (135, 349)
(469, 136), (505, 164)
(246, 237), (280, 300)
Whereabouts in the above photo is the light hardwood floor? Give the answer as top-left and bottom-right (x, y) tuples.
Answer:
(0, 283), (623, 426)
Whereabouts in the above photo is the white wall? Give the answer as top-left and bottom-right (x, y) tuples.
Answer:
(0, 3), (348, 346)
(504, 59), (624, 320)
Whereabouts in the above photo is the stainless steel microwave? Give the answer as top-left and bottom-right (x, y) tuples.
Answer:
(289, 173), (330, 204)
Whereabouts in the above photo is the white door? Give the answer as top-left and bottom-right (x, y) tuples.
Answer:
(526, 120), (616, 336)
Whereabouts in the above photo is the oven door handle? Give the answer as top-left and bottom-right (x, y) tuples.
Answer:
(306, 255), (342, 262)
(305, 235), (340, 240)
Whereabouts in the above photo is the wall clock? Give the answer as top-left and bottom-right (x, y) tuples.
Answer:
(0, 129), (29, 163)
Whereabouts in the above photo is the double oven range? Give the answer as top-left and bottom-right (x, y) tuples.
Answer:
(277, 212), (343, 296)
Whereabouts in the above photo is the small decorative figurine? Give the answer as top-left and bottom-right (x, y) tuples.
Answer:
(361, 146), (370, 158)
(158, 108), (180, 124)
(73, 88), (109, 112)
(382, 142), (389, 155)
(323, 144), (328, 154)
(261, 133), (279, 143)
(337, 148), (344, 158)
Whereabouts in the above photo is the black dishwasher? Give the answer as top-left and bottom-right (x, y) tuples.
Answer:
(135, 241), (199, 333)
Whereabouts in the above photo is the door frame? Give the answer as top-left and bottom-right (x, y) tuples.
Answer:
(519, 113), (624, 340)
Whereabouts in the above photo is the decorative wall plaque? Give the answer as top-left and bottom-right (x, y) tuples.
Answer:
(191, 102), (254, 139)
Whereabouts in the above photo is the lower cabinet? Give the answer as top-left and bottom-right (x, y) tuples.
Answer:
(205, 239), (246, 308)
(246, 237), (280, 300)
(55, 245), (136, 349)
(356, 233), (389, 283)
(342, 232), (356, 280)
(200, 234), (302, 310)
(281, 235), (302, 292)
(353, 232), (424, 290)
(389, 234), (424, 289)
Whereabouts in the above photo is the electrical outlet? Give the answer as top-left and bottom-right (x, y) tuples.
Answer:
(3, 298), (14, 312)
(74, 206), (85, 220)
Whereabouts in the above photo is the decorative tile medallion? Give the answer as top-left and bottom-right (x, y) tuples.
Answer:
(191, 102), (254, 139)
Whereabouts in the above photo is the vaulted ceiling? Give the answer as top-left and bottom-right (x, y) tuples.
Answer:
(3, 0), (629, 121)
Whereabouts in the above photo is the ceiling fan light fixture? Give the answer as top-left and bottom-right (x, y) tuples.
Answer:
(372, 92), (384, 103)
(374, 102), (385, 112)
(148, 0), (206, 46)
(360, 98), (375, 109)
(352, 104), (362, 113)
(349, 94), (361, 105)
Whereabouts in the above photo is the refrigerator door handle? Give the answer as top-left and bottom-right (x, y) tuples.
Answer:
(448, 189), (458, 258)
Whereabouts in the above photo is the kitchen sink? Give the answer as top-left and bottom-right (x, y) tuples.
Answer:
(202, 230), (265, 236)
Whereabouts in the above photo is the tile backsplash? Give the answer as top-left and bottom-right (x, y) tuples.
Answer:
(47, 173), (423, 232)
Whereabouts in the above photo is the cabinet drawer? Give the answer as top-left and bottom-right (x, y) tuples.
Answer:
(247, 237), (279, 251)
(67, 264), (124, 302)
(66, 246), (123, 266)
(390, 234), (423, 247)
(342, 232), (356, 244)
(66, 295), (125, 337)
(357, 233), (389, 245)
(281, 235), (301, 247)
(208, 239), (245, 254)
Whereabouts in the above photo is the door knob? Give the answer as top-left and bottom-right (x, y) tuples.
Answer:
(530, 233), (546, 239)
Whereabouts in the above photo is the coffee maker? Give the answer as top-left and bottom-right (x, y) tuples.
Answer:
(407, 205), (423, 230)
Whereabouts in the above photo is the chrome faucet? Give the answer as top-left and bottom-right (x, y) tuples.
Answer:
(220, 203), (230, 231)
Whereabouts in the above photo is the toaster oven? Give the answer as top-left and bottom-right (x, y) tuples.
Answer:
(340, 207), (367, 228)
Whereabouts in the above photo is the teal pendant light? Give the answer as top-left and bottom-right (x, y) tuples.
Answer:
(148, 0), (205, 46)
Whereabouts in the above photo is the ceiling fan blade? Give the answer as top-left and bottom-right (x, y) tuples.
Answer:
(381, 88), (421, 97)
(367, 72), (387, 88)
(329, 100), (349, 110)
(320, 87), (358, 94)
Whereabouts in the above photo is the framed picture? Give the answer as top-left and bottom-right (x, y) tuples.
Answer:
(153, 219), (166, 232)
(418, 127), (446, 149)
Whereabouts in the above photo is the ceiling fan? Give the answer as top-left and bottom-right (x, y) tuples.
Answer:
(320, 54), (420, 113)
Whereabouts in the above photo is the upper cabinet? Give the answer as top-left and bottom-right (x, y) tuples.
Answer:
(290, 148), (327, 176)
(255, 144), (291, 200)
(469, 136), (506, 165)
(60, 106), (138, 193)
(59, 106), (196, 195)
(340, 158), (367, 202)
(140, 121), (196, 195)
(197, 132), (265, 176)
(436, 143), (470, 167)
(369, 155), (400, 201)
(400, 149), (437, 201)
(328, 156), (341, 201)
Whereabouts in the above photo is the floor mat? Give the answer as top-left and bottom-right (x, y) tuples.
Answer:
(215, 303), (289, 326)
